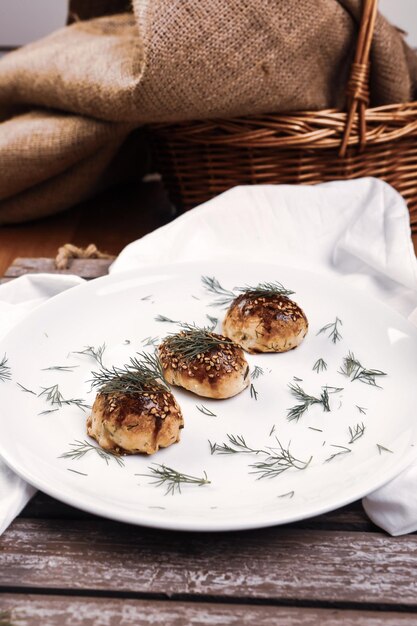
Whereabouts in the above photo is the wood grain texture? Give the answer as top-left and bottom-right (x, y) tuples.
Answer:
(1, 594), (417, 626)
(2, 519), (417, 606)
(4, 258), (113, 279)
(0, 181), (172, 277)
(21, 492), (374, 531)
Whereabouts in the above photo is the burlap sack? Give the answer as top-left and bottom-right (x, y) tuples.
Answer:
(0, 0), (416, 223)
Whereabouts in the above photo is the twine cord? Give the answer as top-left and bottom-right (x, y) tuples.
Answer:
(55, 243), (115, 270)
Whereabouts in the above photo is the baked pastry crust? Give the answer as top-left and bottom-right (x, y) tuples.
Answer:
(87, 388), (184, 455)
(222, 293), (308, 354)
(158, 331), (250, 399)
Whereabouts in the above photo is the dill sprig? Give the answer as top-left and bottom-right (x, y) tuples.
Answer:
(356, 405), (367, 414)
(41, 365), (79, 372)
(16, 382), (36, 395)
(161, 324), (235, 362)
(142, 336), (159, 347)
(67, 468), (88, 476)
(236, 281), (295, 298)
(324, 444), (351, 463)
(313, 358), (327, 374)
(90, 352), (167, 395)
(286, 383), (330, 422)
(196, 404), (217, 417)
(72, 343), (106, 368)
(206, 314), (218, 331)
(339, 351), (387, 387)
(250, 438), (312, 480)
(278, 491), (295, 499)
(202, 276), (295, 307)
(155, 314), (180, 323)
(348, 422), (366, 444)
(209, 434), (311, 480)
(0, 354), (11, 382)
(38, 385), (90, 411)
(377, 444), (394, 455)
(251, 365), (264, 380)
(201, 275), (236, 306)
(210, 434), (264, 455)
(60, 439), (124, 467)
(39, 384), (64, 405)
(137, 464), (210, 495)
(250, 383), (258, 400)
(317, 317), (343, 343)
(38, 408), (59, 416)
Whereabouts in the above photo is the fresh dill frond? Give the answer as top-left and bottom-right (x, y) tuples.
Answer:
(251, 365), (264, 380)
(339, 351), (387, 387)
(348, 422), (365, 444)
(90, 352), (168, 395)
(377, 444), (394, 455)
(210, 434), (264, 455)
(38, 385), (90, 411)
(317, 317), (343, 343)
(141, 336), (159, 347)
(269, 424), (276, 437)
(278, 491), (295, 499)
(206, 314), (218, 331)
(196, 404), (217, 417)
(137, 464), (210, 495)
(286, 383), (330, 422)
(155, 314), (180, 323)
(60, 439), (124, 467)
(0, 354), (11, 382)
(356, 405), (367, 414)
(72, 343), (106, 368)
(38, 408), (59, 416)
(38, 384), (64, 406)
(161, 324), (235, 362)
(16, 382), (36, 395)
(236, 281), (295, 298)
(210, 434), (312, 480)
(201, 275), (236, 307)
(313, 358), (327, 374)
(250, 438), (312, 480)
(41, 365), (79, 372)
(324, 444), (351, 463)
(250, 383), (259, 400)
(67, 468), (88, 476)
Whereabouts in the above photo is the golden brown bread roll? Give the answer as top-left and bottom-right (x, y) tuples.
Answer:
(222, 292), (308, 354)
(87, 389), (184, 455)
(87, 354), (184, 455)
(158, 327), (250, 399)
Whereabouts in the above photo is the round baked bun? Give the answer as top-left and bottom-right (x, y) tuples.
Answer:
(87, 388), (184, 455)
(158, 327), (250, 399)
(222, 290), (308, 354)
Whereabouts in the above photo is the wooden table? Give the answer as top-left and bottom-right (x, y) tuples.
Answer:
(1, 254), (417, 626)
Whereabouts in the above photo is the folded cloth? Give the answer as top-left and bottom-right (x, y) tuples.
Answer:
(1, 177), (417, 535)
(0, 274), (84, 534)
(1, 0), (417, 223)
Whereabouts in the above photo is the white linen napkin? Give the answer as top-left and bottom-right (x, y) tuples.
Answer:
(1, 177), (416, 535)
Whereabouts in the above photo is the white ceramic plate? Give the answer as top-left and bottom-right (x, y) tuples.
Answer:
(0, 262), (416, 532)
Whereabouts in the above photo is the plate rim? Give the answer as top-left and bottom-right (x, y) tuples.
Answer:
(1, 261), (417, 532)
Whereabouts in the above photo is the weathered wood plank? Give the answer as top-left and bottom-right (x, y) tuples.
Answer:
(21, 492), (373, 531)
(2, 520), (417, 606)
(4, 258), (112, 279)
(1, 594), (417, 626)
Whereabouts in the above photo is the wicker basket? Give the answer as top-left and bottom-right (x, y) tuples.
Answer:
(149, 0), (417, 233)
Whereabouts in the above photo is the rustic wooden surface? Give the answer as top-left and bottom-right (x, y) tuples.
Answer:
(1, 226), (417, 624)
(0, 180), (173, 277)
